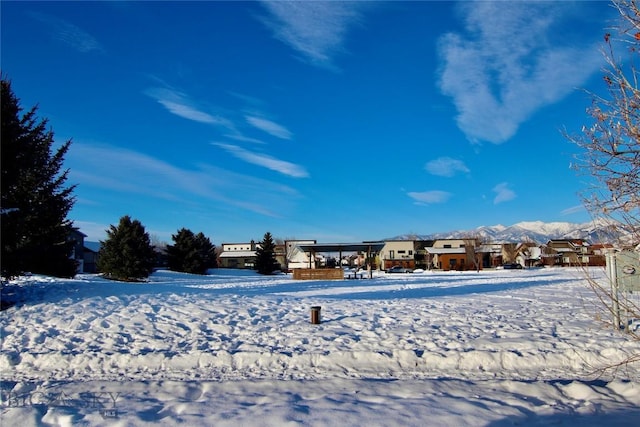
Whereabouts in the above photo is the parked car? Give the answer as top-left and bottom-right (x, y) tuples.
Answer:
(497, 263), (523, 270)
(386, 265), (413, 273)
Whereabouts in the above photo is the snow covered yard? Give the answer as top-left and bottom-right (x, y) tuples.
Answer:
(1, 267), (639, 426)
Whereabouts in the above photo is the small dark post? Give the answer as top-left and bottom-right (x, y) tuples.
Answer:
(310, 306), (321, 324)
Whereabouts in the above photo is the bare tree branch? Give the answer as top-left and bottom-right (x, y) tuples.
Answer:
(567, 0), (640, 248)
(566, 0), (640, 374)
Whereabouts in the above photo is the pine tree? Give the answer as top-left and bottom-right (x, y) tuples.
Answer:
(167, 228), (217, 275)
(194, 232), (217, 272)
(1, 76), (78, 278)
(167, 228), (197, 273)
(97, 216), (156, 281)
(255, 231), (279, 275)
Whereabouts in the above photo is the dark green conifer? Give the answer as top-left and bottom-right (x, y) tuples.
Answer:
(97, 216), (156, 281)
(194, 232), (217, 272)
(1, 76), (77, 278)
(255, 232), (279, 275)
(167, 228), (217, 275)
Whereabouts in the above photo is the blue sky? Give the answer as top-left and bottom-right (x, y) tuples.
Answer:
(2, 1), (616, 244)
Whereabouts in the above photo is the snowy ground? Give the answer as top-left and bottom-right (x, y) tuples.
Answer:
(1, 267), (639, 426)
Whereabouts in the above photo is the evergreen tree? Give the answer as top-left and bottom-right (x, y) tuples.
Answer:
(97, 216), (156, 281)
(166, 228), (217, 275)
(194, 231), (217, 271)
(167, 228), (197, 273)
(1, 76), (77, 278)
(255, 231), (279, 275)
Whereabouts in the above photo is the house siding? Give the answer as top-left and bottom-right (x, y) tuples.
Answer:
(219, 242), (258, 269)
(380, 241), (416, 270)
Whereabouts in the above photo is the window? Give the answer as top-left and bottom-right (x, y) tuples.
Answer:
(389, 250), (395, 259)
(409, 250), (413, 256)
(398, 250), (406, 254)
(444, 244), (452, 248)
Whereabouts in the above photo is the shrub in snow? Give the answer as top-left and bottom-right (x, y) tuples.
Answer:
(97, 216), (156, 281)
(166, 228), (217, 275)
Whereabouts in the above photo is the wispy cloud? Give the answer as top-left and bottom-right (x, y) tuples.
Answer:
(68, 143), (299, 217)
(492, 183), (516, 204)
(407, 191), (451, 204)
(224, 133), (266, 145)
(561, 205), (586, 215)
(29, 11), (104, 53)
(70, 144), (224, 201)
(145, 87), (235, 128)
(246, 115), (293, 140)
(258, 1), (366, 69)
(425, 157), (470, 177)
(213, 143), (309, 178)
(144, 84), (307, 177)
(145, 86), (294, 145)
(437, 2), (603, 144)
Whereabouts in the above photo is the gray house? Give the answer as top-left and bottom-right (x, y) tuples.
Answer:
(83, 241), (101, 273)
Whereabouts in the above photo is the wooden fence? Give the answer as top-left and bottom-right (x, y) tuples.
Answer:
(292, 268), (344, 280)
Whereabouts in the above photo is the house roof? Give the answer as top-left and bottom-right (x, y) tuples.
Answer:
(590, 243), (614, 249)
(84, 241), (101, 253)
(219, 251), (256, 258)
(478, 244), (503, 253)
(71, 228), (87, 238)
(297, 242), (386, 253)
(425, 247), (467, 254)
(547, 239), (588, 247)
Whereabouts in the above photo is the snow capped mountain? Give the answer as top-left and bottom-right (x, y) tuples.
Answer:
(393, 220), (624, 244)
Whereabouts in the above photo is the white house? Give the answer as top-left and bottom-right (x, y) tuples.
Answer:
(380, 240), (416, 270)
(284, 240), (317, 270)
(219, 241), (259, 269)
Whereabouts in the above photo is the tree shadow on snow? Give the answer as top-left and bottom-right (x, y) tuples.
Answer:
(487, 408), (640, 427)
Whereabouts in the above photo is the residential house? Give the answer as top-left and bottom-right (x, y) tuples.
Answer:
(543, 239), (615, 266)
(284, 240), (317, 270)
(413, 240), (435, 270)
(546, 239), (590, 266)
(274, 243), (286, 271)
(588, 243), (614, 266)
(544, 240), (613, 267)
(426, 239), (479, 271)
(478, 243), (505, 268)
(380, 240), (416, 270)
(219, 240), (303, 271)
(219, 241), (259, 269)
(83, 241), (101, 273)
(68, 229), (87, 273)
(515, 242), (542, 267)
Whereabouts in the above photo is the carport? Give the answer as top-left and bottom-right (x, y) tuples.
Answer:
(295, 241), (386, 279)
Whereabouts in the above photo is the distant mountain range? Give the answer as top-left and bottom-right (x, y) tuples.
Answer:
(391, 220), (625, 244)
